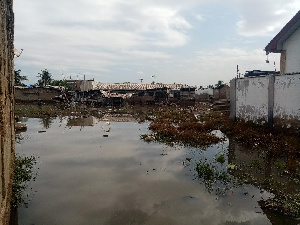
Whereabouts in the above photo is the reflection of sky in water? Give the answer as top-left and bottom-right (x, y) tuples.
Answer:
(16, 117), (274, 225)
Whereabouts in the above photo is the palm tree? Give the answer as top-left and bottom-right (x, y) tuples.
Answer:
(37, 69), (53, 87)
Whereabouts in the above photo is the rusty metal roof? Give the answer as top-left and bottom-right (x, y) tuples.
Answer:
(93, 83), (193, 91)
(265, 11), (300, 53)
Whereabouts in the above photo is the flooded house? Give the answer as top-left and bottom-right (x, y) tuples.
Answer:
(74, 80), (196, 106)
(230, 10), (300, 127)
(15, 86), (66, 103)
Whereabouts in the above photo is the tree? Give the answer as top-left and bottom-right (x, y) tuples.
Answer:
(51, 80), (73, 91)
(14, 69), (28, 86)
(37, 69), (53, 87)
(215, 80), (224, 88)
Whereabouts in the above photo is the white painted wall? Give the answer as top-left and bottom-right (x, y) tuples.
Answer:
(283, 27), (300, 73)
(196, 88), (213, 95)
(233, 73), (300, 126)
(274, 74), (300, 120)
(235, 77), (269, 122)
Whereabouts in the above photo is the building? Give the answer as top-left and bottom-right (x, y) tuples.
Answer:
(265, 11), (300, 74)
(231, 11), (300, 127)
(15, 86), (65, 103)
(74, 81), (196, 106)
(213, 84), (230, 100)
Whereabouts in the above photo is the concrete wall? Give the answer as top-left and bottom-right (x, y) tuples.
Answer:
(274, 75), (300, 126)
(80, 80), (97, 92)
(0, 1), (15, 224)
(15, 87), (62, 102)
(282, 27), (300, 74)
(213, 85), (230, 100)
(235, 77), (269, 122)
(231, 73), (300, 127)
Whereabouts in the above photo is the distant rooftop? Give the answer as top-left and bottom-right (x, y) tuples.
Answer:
(93, 82), (194, 91)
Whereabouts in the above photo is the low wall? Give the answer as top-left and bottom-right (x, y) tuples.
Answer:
(230, 73), (300, 127)
(15, 87), (62, 102)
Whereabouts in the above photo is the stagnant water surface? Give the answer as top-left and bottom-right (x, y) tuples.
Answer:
(13, 116), (297, 225)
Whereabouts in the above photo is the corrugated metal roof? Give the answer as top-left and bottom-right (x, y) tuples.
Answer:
(93, 83), (193, 90)
(265, 11), (300, 53)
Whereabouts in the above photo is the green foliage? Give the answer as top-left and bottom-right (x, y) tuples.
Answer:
(14, 69), (28, 86)
(12, 155), (37, 207)
(36, 69), (53, 87)
(196, 160), (236, 193)
(215, 154), (226, 164)
(51, 79), (73, 91)
(215, 80), (224, 88)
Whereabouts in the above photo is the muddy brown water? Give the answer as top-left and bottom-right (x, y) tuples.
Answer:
(12, 116), (298, 225)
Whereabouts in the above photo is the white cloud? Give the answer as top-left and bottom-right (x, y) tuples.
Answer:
(124, 50), (171, 59)
(13, 0), (292, 86)
(195, 14), (205, 21)
(233, 0), (300, 37)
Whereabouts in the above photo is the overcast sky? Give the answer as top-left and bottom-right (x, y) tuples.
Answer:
(14, 0), (300, 86)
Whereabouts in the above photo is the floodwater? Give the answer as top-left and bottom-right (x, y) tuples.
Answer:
(13, 116), (298, 225)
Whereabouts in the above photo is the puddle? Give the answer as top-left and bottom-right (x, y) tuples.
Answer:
(12, 116), (298, 225)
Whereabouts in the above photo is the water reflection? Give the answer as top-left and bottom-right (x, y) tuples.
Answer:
(227, 141), (299, 225)
(12, 117), (299, 225)
(39, 117), (54, 129)
(67, 116), (101, 127)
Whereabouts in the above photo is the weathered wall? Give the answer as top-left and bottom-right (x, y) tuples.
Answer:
(213, 86), (230, 100)
(0, 0), (15, 224)
(231, 74), (300, 127)
(283, 27), (300, 74)
(235, 77), (269, 122)
(274, 75), (300, 126)
(15, 87), (62, 102)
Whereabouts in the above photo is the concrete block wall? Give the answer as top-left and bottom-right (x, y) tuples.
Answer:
(0, 1), (15, 224)
(234, 77), (269, 123)
(274, 75), (300, 126)
(231, 73), (300, 127)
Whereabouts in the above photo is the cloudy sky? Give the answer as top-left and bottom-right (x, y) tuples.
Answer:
(14, 0), (300, 86)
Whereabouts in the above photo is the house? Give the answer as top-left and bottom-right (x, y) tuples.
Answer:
(231, 11), (300, 127)
(15, 86), (65, 103)
(265, 11), (300, 74)
(195, 87), (213, 101)
(213, 84), (230, 100)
